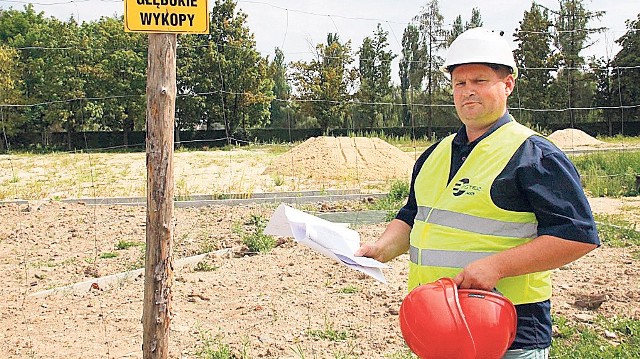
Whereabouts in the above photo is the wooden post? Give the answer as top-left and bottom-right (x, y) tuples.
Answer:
(143, 33), (177, 359)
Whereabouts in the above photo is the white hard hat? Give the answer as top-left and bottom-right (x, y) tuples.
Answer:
(440, 27), (518, 79)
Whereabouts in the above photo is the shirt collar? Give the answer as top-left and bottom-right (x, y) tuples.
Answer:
(453, 111), (513, 146)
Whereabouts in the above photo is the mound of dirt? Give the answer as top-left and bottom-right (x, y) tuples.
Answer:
(264, 136), (415, 182)
(548, 129), (605, 149)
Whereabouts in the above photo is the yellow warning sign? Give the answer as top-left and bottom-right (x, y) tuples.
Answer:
(125, 0), (209, 34)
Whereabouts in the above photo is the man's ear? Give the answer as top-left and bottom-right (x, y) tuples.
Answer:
(504, 75), (515, 96)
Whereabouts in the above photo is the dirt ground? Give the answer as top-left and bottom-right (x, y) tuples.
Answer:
(0, 134), (639, 358)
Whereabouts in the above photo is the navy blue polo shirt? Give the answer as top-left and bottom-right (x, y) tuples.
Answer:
(396, 112), (600, 349)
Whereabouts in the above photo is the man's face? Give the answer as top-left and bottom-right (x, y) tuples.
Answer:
(451, 64), (515, 138)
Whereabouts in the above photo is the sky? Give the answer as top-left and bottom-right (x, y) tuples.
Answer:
(1, 0), (639, 80)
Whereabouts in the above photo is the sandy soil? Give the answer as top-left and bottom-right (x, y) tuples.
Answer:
(0, 133), (639, 358)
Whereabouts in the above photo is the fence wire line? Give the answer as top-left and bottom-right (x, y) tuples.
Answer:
(2, 92), (639, 111)
(2, 0), (636, 35)
(10, 43), (640, 70)
(80, 107), (112, 357)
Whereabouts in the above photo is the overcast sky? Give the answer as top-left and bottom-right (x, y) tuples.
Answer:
(1, 0), (638, 75)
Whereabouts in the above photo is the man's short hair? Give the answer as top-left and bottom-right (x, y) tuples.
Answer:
(448, 63), (514, 78)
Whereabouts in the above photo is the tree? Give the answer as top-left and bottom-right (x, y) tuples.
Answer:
(290, 33), (356, 132)
(551, 0), (605, 126)
(611, 13), (640, 127)
(445, 7), (482, 46)
(590, 56), (615, 135)
(399, 23), (424, 127)
(177, 0), (273, 140)
(356, 23), (396, 128)
(466, 8), (483, 29)
(0, 44), (22, 151)
(0, 5), (54, 144)
(267, 47), (292, 128)
(82, 16), (147, 145)
(415, 0), (448, 133)
(513, 3), (556, 127)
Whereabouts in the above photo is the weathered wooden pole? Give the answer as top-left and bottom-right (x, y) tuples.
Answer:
(143, 32), (177, 359)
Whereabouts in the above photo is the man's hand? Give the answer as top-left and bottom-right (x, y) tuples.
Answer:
(354, 219), (412, 263)
(454, 235), (597, 290)
(354, 243), (386, 262)
(453, 256), (502, 291)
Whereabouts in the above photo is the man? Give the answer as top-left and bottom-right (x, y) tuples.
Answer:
(355, 27), (599, 358)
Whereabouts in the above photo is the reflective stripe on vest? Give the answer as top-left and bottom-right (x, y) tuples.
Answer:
(415, 206), (537, 238)
(410, 245), (494, 267)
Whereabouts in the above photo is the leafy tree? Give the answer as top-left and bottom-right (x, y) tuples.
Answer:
(0, 44), (22, 151)
(513, 3), (556, 127)
(0, 5), (54, 143)
(415, 0), (449, 132)
(177, 0), (273, 140)
(290, 33), (356, 132)
(267, 47), (292, 128)
(84, 16), (147, 145)
(611, 13), (640, 127)
(356, 23), (396, 128)
(590, 56), (616, 135)
(466, 8), (483, 29)
(445, 7), (482, 46)
(399, 23), (425, 127)
(447, 15), (464, 47)
(551, 0), (605, 126)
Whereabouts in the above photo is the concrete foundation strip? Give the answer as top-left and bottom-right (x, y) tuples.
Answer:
(28, 248), (233, 298)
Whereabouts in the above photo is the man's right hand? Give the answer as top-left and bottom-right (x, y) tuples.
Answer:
(354, 243), (385, 262)
(353, 219), (412, 263)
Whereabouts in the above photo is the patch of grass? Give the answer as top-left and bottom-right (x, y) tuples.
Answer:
(99, 252), (118, 259)
(193, 261), (218, 272)
(29, 259), (57, 268)
(197, 235), (220, 255)
(233, 214), (275, 253)
(338, 285), (360, 294)
(571, 150), (640, 197)
(551, 315), (640, 358)
(593, 213), (640, 247)
(307, 320), (354, 342)
(194, 330), (249, 359)
(365, 180), (410, 221)
(115, 240), (144, 250)
(385, 348), (418, 359)
(383, 134), (434, 154)
(272, 174), (285, 187)
(598, 135), (640, 146)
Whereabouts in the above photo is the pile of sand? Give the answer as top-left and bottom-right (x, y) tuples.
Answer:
(264, 136), (415, 182)
(547, 129), (605, 149)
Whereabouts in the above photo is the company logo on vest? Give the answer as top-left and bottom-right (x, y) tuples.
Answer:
(452, 178), (482, 197)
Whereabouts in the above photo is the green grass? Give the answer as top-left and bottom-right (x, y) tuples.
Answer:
(193, 261), (218, 272)
(571, 150), (640, 197)
(365, 179), (410, 220)
(99, 252), (118, 259)
(598, 135), (640, 146)
(551, 315), (640, 358)
(307, 321), (354, 342)
(594, 213), (640, 248)
(194, 330), (249, 359)
(232, 214), (276, 253)
(115, 240), (144, 250)
(338, 285), (360, 294)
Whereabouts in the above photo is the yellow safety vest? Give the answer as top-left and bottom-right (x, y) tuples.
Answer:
(408, 120), (552, 305)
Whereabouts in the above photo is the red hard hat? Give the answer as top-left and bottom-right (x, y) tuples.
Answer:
(399, 277), (517, 359)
